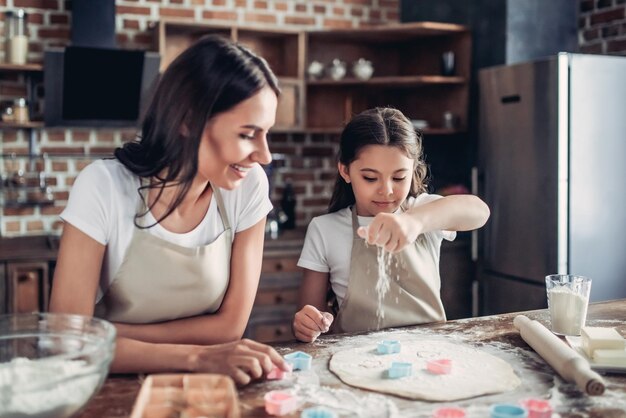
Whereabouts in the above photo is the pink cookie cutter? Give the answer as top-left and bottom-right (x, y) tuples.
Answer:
(267, 363), (293, 380)
(520, 398), (552, 418)
(432, 407), (467, 418)
(427, 358), (452, 374)
(264, 390), (298, 416)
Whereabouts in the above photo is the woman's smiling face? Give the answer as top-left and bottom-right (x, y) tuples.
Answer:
(339, 144), (415, 216)
(197, 85), (277, 189)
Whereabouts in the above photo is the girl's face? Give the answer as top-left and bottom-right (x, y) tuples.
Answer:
(339, 144), (414, 217)
(197, 85), (277, 189)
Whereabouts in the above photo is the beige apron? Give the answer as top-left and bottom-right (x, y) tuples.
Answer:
(95, 183), (232, 324)
(334, 206), (446, 333)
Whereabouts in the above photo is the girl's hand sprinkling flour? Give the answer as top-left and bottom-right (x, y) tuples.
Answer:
(357, 212), (423, 253)
(293, 305), (334, 342)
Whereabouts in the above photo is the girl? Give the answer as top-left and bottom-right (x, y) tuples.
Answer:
(293, 107), (490, 342)
(49, 35), (290, 384)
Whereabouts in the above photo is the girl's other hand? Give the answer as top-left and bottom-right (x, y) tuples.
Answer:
(189, 339), (289, 385)
(293, 305), (334, 342)
(357, 212), (422, 253)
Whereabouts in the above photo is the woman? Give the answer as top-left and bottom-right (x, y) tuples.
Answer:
(50, 35), (289, 385)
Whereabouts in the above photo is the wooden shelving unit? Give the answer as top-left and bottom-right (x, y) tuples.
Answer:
(0, 62), (43, 72)
(0, 121), (44, 129)
(154, 20), (471, 136)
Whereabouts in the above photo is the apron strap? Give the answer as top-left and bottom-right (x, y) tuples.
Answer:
(350, 206), (360, 238)
(135, 178), (231, 231)
(212, 187), (231, 231)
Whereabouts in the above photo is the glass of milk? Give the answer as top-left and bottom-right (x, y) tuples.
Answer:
(545, 274), (592, 336)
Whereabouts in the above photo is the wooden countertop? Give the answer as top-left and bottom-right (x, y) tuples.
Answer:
(78, 300), (626, 417)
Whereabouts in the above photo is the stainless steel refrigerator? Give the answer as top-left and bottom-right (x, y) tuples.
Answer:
(477, 53), (626, 315)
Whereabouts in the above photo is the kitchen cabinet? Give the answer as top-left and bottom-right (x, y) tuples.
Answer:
(440, 239), (474, 320)
(153, 20), (470, 135)
(245, 244), (303, 343)
(4, 261), (49, 313)
(0, 235), (57, 314)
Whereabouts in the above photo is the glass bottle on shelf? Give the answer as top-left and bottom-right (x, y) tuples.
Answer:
(13, 98), (29, 123)
(4, 9), (29, 65)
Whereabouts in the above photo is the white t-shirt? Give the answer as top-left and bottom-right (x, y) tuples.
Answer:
(297, 194), (456, 306)
(61, 159), (273, 301)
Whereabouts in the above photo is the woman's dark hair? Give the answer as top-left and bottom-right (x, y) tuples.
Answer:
(328, 107), (428, 213)
(114, 34), (280, 227)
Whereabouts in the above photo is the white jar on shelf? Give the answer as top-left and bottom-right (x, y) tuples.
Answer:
(4, 9), (29, 65)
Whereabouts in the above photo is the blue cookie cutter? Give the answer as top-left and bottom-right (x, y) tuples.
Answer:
(377, 340), (401, 354)
(284, 351), (312, 371)
(490, 404), (528, 418)
(387, 361), (412, 379)
(301, 406), (338, 418)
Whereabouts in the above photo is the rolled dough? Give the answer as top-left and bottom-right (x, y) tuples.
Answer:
(329, 340), (520, 401)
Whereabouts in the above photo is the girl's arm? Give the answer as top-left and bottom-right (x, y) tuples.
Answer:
(50, 222), (289, 383)
(113, 218), (267, 345)
(361, 194), (490, 252)
(293, 269), (333, 342)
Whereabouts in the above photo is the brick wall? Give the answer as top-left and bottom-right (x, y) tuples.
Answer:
(579, 0), (626, 54)
(0, 0), (399, 236)
(1, 0), (624, 237)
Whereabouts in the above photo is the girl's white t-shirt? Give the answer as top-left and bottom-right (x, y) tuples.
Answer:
(297, 193), (456, 306)
(61, 159), (273, 301)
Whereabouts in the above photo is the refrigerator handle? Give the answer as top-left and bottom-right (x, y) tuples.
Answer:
(471, 280), (480, 317)
(471, 166), (479, 261)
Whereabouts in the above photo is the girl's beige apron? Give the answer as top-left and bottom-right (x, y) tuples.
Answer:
(95, 185), (232, 324)
(334, 206), (446, 333)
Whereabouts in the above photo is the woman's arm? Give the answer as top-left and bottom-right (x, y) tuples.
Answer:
(113, 218), (267, 345)
(361, 194), (491, 252)
(49, 223), (104, 316)
(112, 336), (289, 385)
(51, 222), (289, 383)
(293, 269), (333, 342)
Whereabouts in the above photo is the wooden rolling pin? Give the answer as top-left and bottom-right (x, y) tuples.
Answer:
(513, 315), (605, 395)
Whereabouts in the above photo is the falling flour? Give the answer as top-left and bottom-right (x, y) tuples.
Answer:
(375, 246), (393, 326)
(0, 357), (101, 418)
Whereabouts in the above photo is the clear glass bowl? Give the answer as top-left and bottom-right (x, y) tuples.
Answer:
(0, 312), (117, 418)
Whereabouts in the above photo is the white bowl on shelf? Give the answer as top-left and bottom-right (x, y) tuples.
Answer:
(411, 119), (429, 130)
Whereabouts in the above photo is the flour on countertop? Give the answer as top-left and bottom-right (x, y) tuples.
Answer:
(0, 357), (101, 418)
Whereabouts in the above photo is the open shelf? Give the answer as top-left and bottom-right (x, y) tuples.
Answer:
(155, 20), (471, 134)
(307, 76), (467, 86)
(0, 121), (45, 129)
(0, 63), (43, 72)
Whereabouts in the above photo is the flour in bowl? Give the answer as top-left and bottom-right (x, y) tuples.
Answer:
(0, 357), (101, 418)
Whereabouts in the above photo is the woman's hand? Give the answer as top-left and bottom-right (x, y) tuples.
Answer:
(189, 339), (290, 385)
(357, 212), (422, 253)
(293, 305), (333, 343)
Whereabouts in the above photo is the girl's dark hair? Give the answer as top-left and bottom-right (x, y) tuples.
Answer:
(328, 107), (427, 213)
(114, 35), (280, 227)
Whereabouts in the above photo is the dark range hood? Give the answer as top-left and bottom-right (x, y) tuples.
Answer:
(44, 0), (160, 128)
